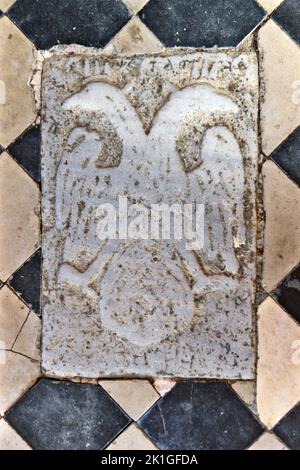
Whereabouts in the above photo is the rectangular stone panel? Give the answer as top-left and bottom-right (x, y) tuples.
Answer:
(41, 48), (259, 379)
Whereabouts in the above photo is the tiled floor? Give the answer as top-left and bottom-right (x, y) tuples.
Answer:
(0, 0), (299, 451)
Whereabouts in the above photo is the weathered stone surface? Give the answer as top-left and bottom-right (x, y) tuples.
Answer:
(41, 48), (259, 379)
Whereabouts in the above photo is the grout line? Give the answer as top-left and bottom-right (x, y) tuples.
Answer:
(10, 307), (31, 351)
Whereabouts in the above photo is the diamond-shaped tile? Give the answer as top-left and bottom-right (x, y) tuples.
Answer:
(0, 16), (36, 148)
(8, 0), (132, 49)
(6, 379), (131, 450)
(106, 423), (157, 450)
(0, 285), (29, 350)
(273, 0), (300, 45)
(139, 382), (263, 450)
(274, 402), (300, 450)
(262, 160), (300, 292)
(273, 264), (300, 324)
(0, 0), (16, 12)
(271, 126), (300, 188)
(0, 152), (40, 282)
(248, 432), (288, 450)
(258, 20), (300, 156)
(8, 126), (40, 184)
(139, 0), (265, 47)
(8, 250), (41, 316)
(0, 419), (31, 450)
(104, 16), (164, 54)
(257, 297), (300, 429)
(0, 351), (40, 415)
(99, 380), (159, 420)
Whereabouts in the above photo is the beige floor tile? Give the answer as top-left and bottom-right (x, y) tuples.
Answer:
(0, 351), (40, 415)
(257, 297), (300, 429)
(0, 285), (29, 350)
(99, 379), (159, 420)
(0, 16), (36, 148)
(258, 20), (300, 156)
(231, 381), (257, 415)
(0, 0), (15, 12)
(106, 423), (157, 450)
(248, 432), (288, 450)
(104, 16), (164, 55)
(256, 0), (283, 13)
(122, 0), (149, 14)
(13, 311), (41, 361)
(152, 378), (176, 396)
(262, 160), (300, 291)
(0, 152), (40, 281)
(0, 418), (31, 450)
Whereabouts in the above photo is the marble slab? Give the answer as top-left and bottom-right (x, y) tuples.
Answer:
(41, 48), (259, 379)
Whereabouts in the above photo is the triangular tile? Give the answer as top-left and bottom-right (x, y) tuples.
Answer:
(0, 153), (40, 281)
(122, 0), (149, 15)
(99, 379), (159, 420)
(9, 250), (41, 316)
(0, 285), (29, 350)
(0, 16), (36, 148)
(258, 20), (300, 155)
(0, 1), (16, 12)
(262, 160), (300, 292)
(106, 423), (157, 450)
(273, 0), (300, 45)
(8, 126), (40, 183)
(274, 402), (300, 450)
(248, 432), (288, 450)
(13, 311), (41, 361)
(152, 378), (176, 396)
(256, 0), (283, 13)
(104, 16), (164, 55)
(0, 351), (40, 415)
(231, 381), (257, 415)
(0, 419), (31, 450)
(273, 263), (300, 325)
(271, 126), (300, 188)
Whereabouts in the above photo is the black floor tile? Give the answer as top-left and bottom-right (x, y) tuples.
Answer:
(8, 249), (41, 317)
(271, 126), (300, 188)
(8, 0), (131, 49)
(273, 0), (300, 45)
(139, 0), (265, 47)
(273, 264), (300, 324)
(138, 382), (263, 450)
(6, 379), (131, 450)
(274, 402), (300, 450)
(8, 126), (41, 183)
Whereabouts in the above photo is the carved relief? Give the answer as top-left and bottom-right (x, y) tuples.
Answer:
(41, 50), (259, 379)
